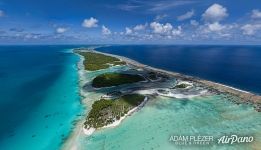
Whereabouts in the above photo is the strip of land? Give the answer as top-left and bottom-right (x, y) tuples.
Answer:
(88, 49), (261, 112)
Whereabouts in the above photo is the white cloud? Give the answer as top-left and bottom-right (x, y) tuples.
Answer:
(150, 22), (173, 34)
(148, 0), (197, 12)
(201, 22), (236, 33)
(172, 26), (182, 36)
(133, 24), (147, 31)
(193, 22), (241, 40)
(117, 4), (141, 11)
(207, 22), (225, 32)
(177, 10), (194, 21)
(251, 9), (261, 19)
(56, 27), (67, 33)
(154, 14), (168, 21)
(202, 3), (228, 22)
(0, 10), (4, 17)
(241, 24), (261, 35)
(125, 27), (133, 35)
(190, 20), (199, 26)
(115, 1), (197, 13)
(82, 17), (98, 28)
(24, 33), (40, 39)
(102, 25), (111, 35)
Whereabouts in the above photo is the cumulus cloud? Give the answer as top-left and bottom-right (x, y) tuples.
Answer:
(198, 3), (229, 37)
(56, 27), (67, 33)
(150, 22), (173, 34)
(193, 22), (241, 41)
(202, 4), (228, 22)
(0, 10), (4, 17)
(82, 17), (98, 28)
(241, 24), (261, 35)
(251, 9), (261, 19)
(172, 26), (182, 36)
(102, 25), (111, 35)
(177, 10), (194, 21)
(190, 20), (199, 26)
(133, 24), (147, 31)
(207, 22), (225, 32)
(125, 27), (133, 35)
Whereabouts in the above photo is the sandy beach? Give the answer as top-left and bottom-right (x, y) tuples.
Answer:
(101, 96), (148, 128)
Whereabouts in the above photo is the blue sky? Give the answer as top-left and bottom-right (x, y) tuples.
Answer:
(0, 0), (260, 44)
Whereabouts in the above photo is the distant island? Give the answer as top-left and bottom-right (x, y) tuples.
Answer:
(77, 51), (126, 71)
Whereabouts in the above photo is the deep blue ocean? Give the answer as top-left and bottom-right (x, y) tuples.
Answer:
(0, 45), (83, 150)
(96, 45), (261, 94)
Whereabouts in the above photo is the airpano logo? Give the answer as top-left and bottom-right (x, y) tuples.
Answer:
(169, 134), (254, 145)
(217, 135), (254, 144)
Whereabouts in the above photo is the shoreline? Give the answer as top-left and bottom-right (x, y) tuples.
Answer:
(90, 49), (261, 112)
(62, 48), (261, 150)
(102, 96), (148, 128)
(61, 52), (89, 150)
(83, 96), (149, 136)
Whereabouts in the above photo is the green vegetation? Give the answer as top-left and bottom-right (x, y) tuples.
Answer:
(92, 73), (145, 88)
(78, 51), (126, 71)
(148, 72), (157, 80)
(85, 94), (145, 128)
(174, 83), (189, 89)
